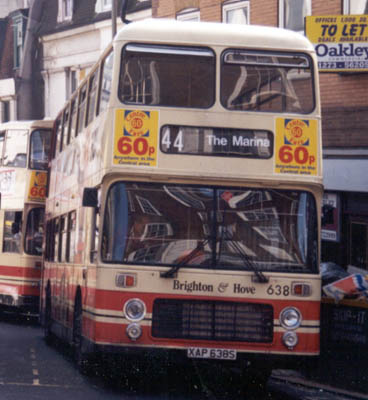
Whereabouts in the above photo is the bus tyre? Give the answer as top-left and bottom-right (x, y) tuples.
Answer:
(44, 285), (53, 345)
(72, 296), (91, 375)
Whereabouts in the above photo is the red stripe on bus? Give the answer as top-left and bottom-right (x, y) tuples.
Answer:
(0, 265), (41, 279)
(87, 289), (321, 320)
(0, 282), (40, 296)
(89, 319), (319, 354)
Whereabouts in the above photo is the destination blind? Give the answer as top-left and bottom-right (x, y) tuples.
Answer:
(160, 125), (273, 158)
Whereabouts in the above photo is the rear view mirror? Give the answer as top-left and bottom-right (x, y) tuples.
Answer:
(82, 188), (98, 208)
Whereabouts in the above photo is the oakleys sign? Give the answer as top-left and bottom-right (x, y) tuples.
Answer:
(306, 15), (368, 72)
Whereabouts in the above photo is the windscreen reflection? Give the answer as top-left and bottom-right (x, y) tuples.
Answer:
(102, 183), (317, 273)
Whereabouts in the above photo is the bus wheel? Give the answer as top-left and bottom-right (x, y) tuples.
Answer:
(44, 285), (53, 345)
(72, 295), (91, 375)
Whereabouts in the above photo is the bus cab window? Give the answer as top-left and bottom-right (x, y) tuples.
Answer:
(3, 211), (22, 253)
(29, 129), (51, 170)
(4, 130), (27, 167)
(25, 208), (44, 256)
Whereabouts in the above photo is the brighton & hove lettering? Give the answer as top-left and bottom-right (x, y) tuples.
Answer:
(173, 280), (214, 293)
(233, 283), (256, 294)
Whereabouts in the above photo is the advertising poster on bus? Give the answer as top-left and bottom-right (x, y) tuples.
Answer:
(28, 171), (47, 202)
(113, 109), (158, 167)
(274, 118), (318, 176)
(305, 15), (368, 72)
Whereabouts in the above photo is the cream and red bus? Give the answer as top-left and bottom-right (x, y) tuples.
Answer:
(41, 17), (323, 385)
(0, 120), (52, 315)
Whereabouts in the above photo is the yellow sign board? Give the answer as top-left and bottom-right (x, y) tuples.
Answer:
(113, 109), (159, 167)
(306, 15), (368, 71)
(275, 118), (318, 176)
(28, 171), (47, 202)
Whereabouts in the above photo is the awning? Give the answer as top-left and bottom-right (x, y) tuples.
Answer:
(323, 158), (368, 193)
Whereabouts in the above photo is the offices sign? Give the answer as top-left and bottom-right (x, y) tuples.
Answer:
(305, 15), (368, 71)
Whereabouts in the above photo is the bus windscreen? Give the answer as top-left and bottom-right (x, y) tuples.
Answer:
(102, 182), (318, 274)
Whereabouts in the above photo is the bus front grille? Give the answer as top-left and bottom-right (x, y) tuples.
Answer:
(151, 299), (273, 342)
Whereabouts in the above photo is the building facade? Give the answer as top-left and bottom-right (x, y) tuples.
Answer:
(152, 0), (368, 272)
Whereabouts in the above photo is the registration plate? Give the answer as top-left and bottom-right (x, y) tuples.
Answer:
(187, 347), (237, 360)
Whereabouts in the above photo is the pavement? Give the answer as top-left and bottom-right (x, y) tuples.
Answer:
(272, 347), (368, 399)
(272, 368), (368, 399)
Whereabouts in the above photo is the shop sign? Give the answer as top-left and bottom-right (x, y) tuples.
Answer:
(305, 15), (368, 72)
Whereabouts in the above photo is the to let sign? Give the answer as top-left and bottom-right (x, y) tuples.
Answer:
(305, 15), (368, 72)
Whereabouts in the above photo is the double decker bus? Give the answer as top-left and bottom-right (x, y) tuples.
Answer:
(41, 17), (323, 387)
(0, 120), (52, 315)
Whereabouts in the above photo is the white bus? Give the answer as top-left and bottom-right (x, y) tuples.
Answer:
(41, 17), (323, 390)
(0, 120), (52, 315)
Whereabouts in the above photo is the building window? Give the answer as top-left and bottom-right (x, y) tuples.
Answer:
(66, 68), (77, 99)
(176, 8), (200, 21)
(343, 0), (368, 14)
(1, 101), (10, 123)
(13, 15), (24, 69)
(95, 0), (112, 13)
(58, 0), (73, 22)
(279, 0), (311, 33)
(222, 1), (250, 24)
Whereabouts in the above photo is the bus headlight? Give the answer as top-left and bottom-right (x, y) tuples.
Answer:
(282, 331), (298, 349)
(279, 307), (301, 330)
(124, 298), (146, 321)
(126, 323), (142, 341)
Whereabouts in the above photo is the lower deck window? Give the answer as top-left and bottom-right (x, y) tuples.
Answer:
(2, 211), (22, 253)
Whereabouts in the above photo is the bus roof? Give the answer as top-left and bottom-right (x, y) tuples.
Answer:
(0, 119), (54, 131)
(115, 18), (315, 53)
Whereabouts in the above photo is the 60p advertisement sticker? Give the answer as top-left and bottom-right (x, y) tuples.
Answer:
(114, 109), (158, 167)
(274, 118), (318, 176)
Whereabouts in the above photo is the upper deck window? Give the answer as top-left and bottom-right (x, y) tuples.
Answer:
(29, 129), (51, 170)
(119, 44), (215, 108)
(221, 50), (315, 114)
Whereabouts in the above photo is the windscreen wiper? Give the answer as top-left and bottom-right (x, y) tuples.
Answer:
(222, 230), (269, 283)
(160, 238), (209, 279)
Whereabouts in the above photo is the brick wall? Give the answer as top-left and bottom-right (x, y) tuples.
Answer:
(153, 0), (368, 148)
